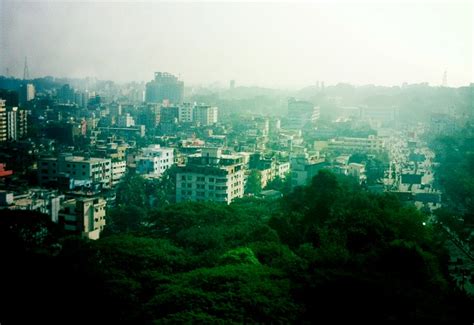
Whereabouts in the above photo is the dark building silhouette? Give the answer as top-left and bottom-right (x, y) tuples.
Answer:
(145, 72), (184, 104)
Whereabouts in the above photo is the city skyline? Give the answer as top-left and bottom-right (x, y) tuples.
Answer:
(1, 0), (472, 87)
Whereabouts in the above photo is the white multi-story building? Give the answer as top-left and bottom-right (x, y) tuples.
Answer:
(38, 155), (112, 188)
(327, 135), (384, 153)
(0, 100), (6, 142)
(6, 107), (28, 141)
(194, 105), (218, 126)
(178, 102), (194, 123)
(176, 148), (244, 204)
(58, 197), (106, 240)
(136, 144), (174, 177)
(111, 160), (127, 186)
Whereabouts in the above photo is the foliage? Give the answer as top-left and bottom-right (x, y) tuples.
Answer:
(245, 169), (262, 194)
(1, 170), (473, 323)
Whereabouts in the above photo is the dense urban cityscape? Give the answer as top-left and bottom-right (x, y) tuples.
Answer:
(1, 0), (473, 323)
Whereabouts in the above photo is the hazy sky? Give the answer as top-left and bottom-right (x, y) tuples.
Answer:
(1, 0), (472, 87)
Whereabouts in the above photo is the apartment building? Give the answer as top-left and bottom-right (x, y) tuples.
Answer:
(58, 197), (106, 240)
(38, 154), (112, 188)
(176, 148), (244, 204)
(136, 144), (174, 177)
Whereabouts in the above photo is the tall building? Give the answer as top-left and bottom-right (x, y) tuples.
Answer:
(19, 83), (35, 106)
(58, 84), (75, 103)
(0, 100), (7, 142)
(145, 72), (184, 104)
(176, 148), (244, 204)
(194, 105), (218, 126)
(286, 98), (320, 130)
(137, 103), (161, 129)
(178, 102), (194, 123)
(6, 107), (28, 141)
(160, 106), (179, 134)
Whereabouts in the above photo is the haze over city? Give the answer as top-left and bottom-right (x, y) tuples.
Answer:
(1, 0), (472, 87)
(1, 1), (474, 324)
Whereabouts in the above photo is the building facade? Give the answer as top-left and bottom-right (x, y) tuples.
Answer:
(136, 145), (174, 177)
(145, 72), (184, 104)
(176, 148), (244, 204)
(194, 105), (218, 126)
(38, 155), (112, 188)
(58, 197), (106, 240)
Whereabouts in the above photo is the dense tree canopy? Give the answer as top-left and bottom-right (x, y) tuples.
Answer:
(1, 170), (473, 324)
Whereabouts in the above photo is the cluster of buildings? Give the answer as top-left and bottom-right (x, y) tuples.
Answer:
(0, 71), (401, 240)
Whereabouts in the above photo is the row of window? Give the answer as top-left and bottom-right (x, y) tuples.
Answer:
(180, 190), (229, 198)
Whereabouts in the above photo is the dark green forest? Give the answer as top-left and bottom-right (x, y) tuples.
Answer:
(1, 170), (473, 324)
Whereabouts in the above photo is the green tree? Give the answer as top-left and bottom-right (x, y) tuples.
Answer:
(116, 173), (147, 207)
(246, 170), (262, 194)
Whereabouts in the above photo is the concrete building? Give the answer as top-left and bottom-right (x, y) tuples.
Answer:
(137, 103), (161, 129)
(248, 153), (290, 188)
(176, 148), (244, 204)
(326, 135), (384, 153)
(0, 100), (7, 142)
(160, 106), (179, 134)
(136, 145), (174, 177)
(38, 155), (112, 189)
(58, 197), (106, 240)
(145, 72), (184, 104)
(290, 153), (328, 187)
(19, 83), (35, 105)
(194, 105), (218, 126)
(111, 160), (127, 186)
(348, 163), (366, 183)
(286, 98), (320, 130)
(6, 107), (28, 140)
(0, 189), (64, 223)
(179, 102), (195, 123)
